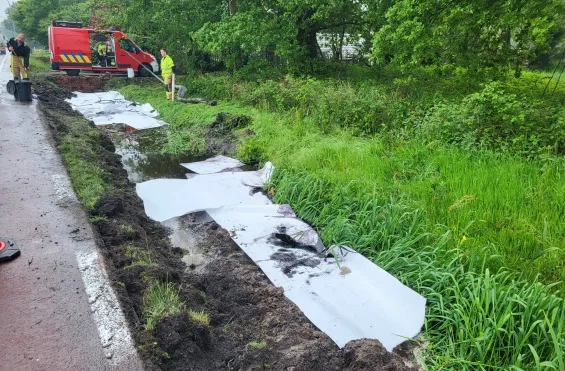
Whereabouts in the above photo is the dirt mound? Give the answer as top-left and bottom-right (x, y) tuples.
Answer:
(53, 75), (113, 93)
(34, 74), (421, 371)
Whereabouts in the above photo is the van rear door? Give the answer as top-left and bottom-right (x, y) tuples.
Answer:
(52, 27), (92, 68)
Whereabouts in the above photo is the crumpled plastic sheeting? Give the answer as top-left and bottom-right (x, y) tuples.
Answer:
(66, 91), (166, 130)
(135, 159), (426, 350)
(136, 163), (274, 222)
(181, 155), (244, 175)
(207, 204), (426, 350)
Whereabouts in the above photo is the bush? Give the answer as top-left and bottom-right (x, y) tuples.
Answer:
(417, 82), (565, 157)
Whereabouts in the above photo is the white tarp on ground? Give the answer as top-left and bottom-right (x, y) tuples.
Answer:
(208, 204), (425, 350)
(136, 163), (273, 222)
(181, 155), (244, 174)
(66, 91), (166, 130)
(135, 159), (426, 351)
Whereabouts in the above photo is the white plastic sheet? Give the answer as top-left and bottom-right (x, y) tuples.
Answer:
(181, 155), (244, 174)
(135, 159), (426, 350)
(136, 163), (273, 222)
(207, 204), (426, 350)
(66, 91), (166, 130)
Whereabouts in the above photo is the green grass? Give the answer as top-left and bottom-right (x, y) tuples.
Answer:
(114, 82), (255, 155)
(29, 50), (51, 72)
(187, 309), (210, 326)
(124, 245), (156, 269)
(143, 282), (184, 330)
(246, 340), (267, 350)
(58, 133), (108, 209)
(38, 94), (111, 209)
(119, 224), (136, 233)
(117, 69), (565, 369)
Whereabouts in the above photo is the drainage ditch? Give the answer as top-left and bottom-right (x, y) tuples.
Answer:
(34, 74), (421, 371)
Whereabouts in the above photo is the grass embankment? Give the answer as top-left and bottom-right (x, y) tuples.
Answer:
(29, 50), (52, 73)
(37, 95), (109, 208)
(116, 68), (565, 369)
(34, 76), (210, 363)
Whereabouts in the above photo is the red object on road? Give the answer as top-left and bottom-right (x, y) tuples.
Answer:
(48, 20), (159, 77)
(0, 237), (20, 262)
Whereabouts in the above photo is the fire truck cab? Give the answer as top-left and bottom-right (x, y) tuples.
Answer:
(48, 21), (159, 77)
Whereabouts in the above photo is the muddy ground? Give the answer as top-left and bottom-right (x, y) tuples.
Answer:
(33, 75), (421, 371)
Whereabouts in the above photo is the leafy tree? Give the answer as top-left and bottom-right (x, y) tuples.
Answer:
(11, 0), (92, 46)
(372, 0), (565, 74)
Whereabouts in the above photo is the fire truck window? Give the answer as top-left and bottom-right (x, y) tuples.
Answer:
(119, 39), (137, 54)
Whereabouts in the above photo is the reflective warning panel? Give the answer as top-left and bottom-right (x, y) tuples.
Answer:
(60, 51), (91, 64)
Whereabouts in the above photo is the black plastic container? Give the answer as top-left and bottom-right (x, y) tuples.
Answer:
(14, 80), (32, 102)
(6, 80), (15, 95)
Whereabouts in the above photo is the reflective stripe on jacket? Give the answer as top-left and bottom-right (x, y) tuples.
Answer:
(161, 55), (174, 77)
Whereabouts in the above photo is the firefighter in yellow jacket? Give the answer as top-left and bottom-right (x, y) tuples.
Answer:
(7, 34), (30, 80)
(160, 48), (175, 100)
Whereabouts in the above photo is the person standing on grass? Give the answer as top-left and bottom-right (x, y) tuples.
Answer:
(7, 34), (30, 80)
(160, 48), (175, 100)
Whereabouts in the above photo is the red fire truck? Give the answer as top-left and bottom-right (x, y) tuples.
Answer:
(48, 21), (159, 77)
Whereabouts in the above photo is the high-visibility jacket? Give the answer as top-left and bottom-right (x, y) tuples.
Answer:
(97, 44), (106, 56)
(161, 55), (174, 77)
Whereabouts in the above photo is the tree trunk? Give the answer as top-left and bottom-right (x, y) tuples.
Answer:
(228, 0), (236, 16)
(295, 8), (319, 59)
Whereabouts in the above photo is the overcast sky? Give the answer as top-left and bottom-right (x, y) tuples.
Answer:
(0, 0), (13, 21)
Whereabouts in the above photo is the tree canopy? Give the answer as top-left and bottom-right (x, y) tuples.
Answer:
(6, 0), (565, 73)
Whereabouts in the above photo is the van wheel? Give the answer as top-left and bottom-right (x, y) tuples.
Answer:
(138, 64), (152, 77)
(65, 69), (80, 76)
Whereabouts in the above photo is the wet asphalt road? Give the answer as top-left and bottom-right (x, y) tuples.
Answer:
(0, 54), (144, 370)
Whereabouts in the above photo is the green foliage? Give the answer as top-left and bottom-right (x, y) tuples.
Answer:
(12, 0), (94, 46)
(116, 33), (565, 370)
(30, 50), (51, 72)
(124, 245), (156, 269)
(11, 0), (565, 74)
(237, 135), (265, 164)
(373, 0), (565, 74)
(88, 216), (107, 223)
(374, 235), (565, 370)
(143, 282), (183, 331)
(418, 82), (565, 157)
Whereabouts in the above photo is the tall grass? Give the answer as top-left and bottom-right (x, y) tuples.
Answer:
(30, 50), (52, 72)
(375, 233), (565, 370)
(117, 68), (565, 368)
(271, 170), (565, 370)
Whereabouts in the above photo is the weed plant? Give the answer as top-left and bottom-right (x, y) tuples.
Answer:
(187, 309), (210, 326)
(143, 282), (183, 330)
(124, 245), (156, 269)
(246, 340), (267, 350)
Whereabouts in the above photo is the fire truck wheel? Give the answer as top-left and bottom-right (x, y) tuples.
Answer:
(138, 64), (152, 77)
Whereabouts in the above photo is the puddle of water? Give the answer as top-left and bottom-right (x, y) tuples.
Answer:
(101, 125), (215, 271)
(162, 212), (214, 273)
(102, 125), (207, 183)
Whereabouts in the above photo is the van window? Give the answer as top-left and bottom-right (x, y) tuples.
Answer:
(119, 39), (138, 53)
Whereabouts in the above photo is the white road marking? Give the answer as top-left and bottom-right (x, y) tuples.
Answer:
(76, 251), (139, 367)
(0, 53), (8, 71)
(51, 174), (76, 205)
